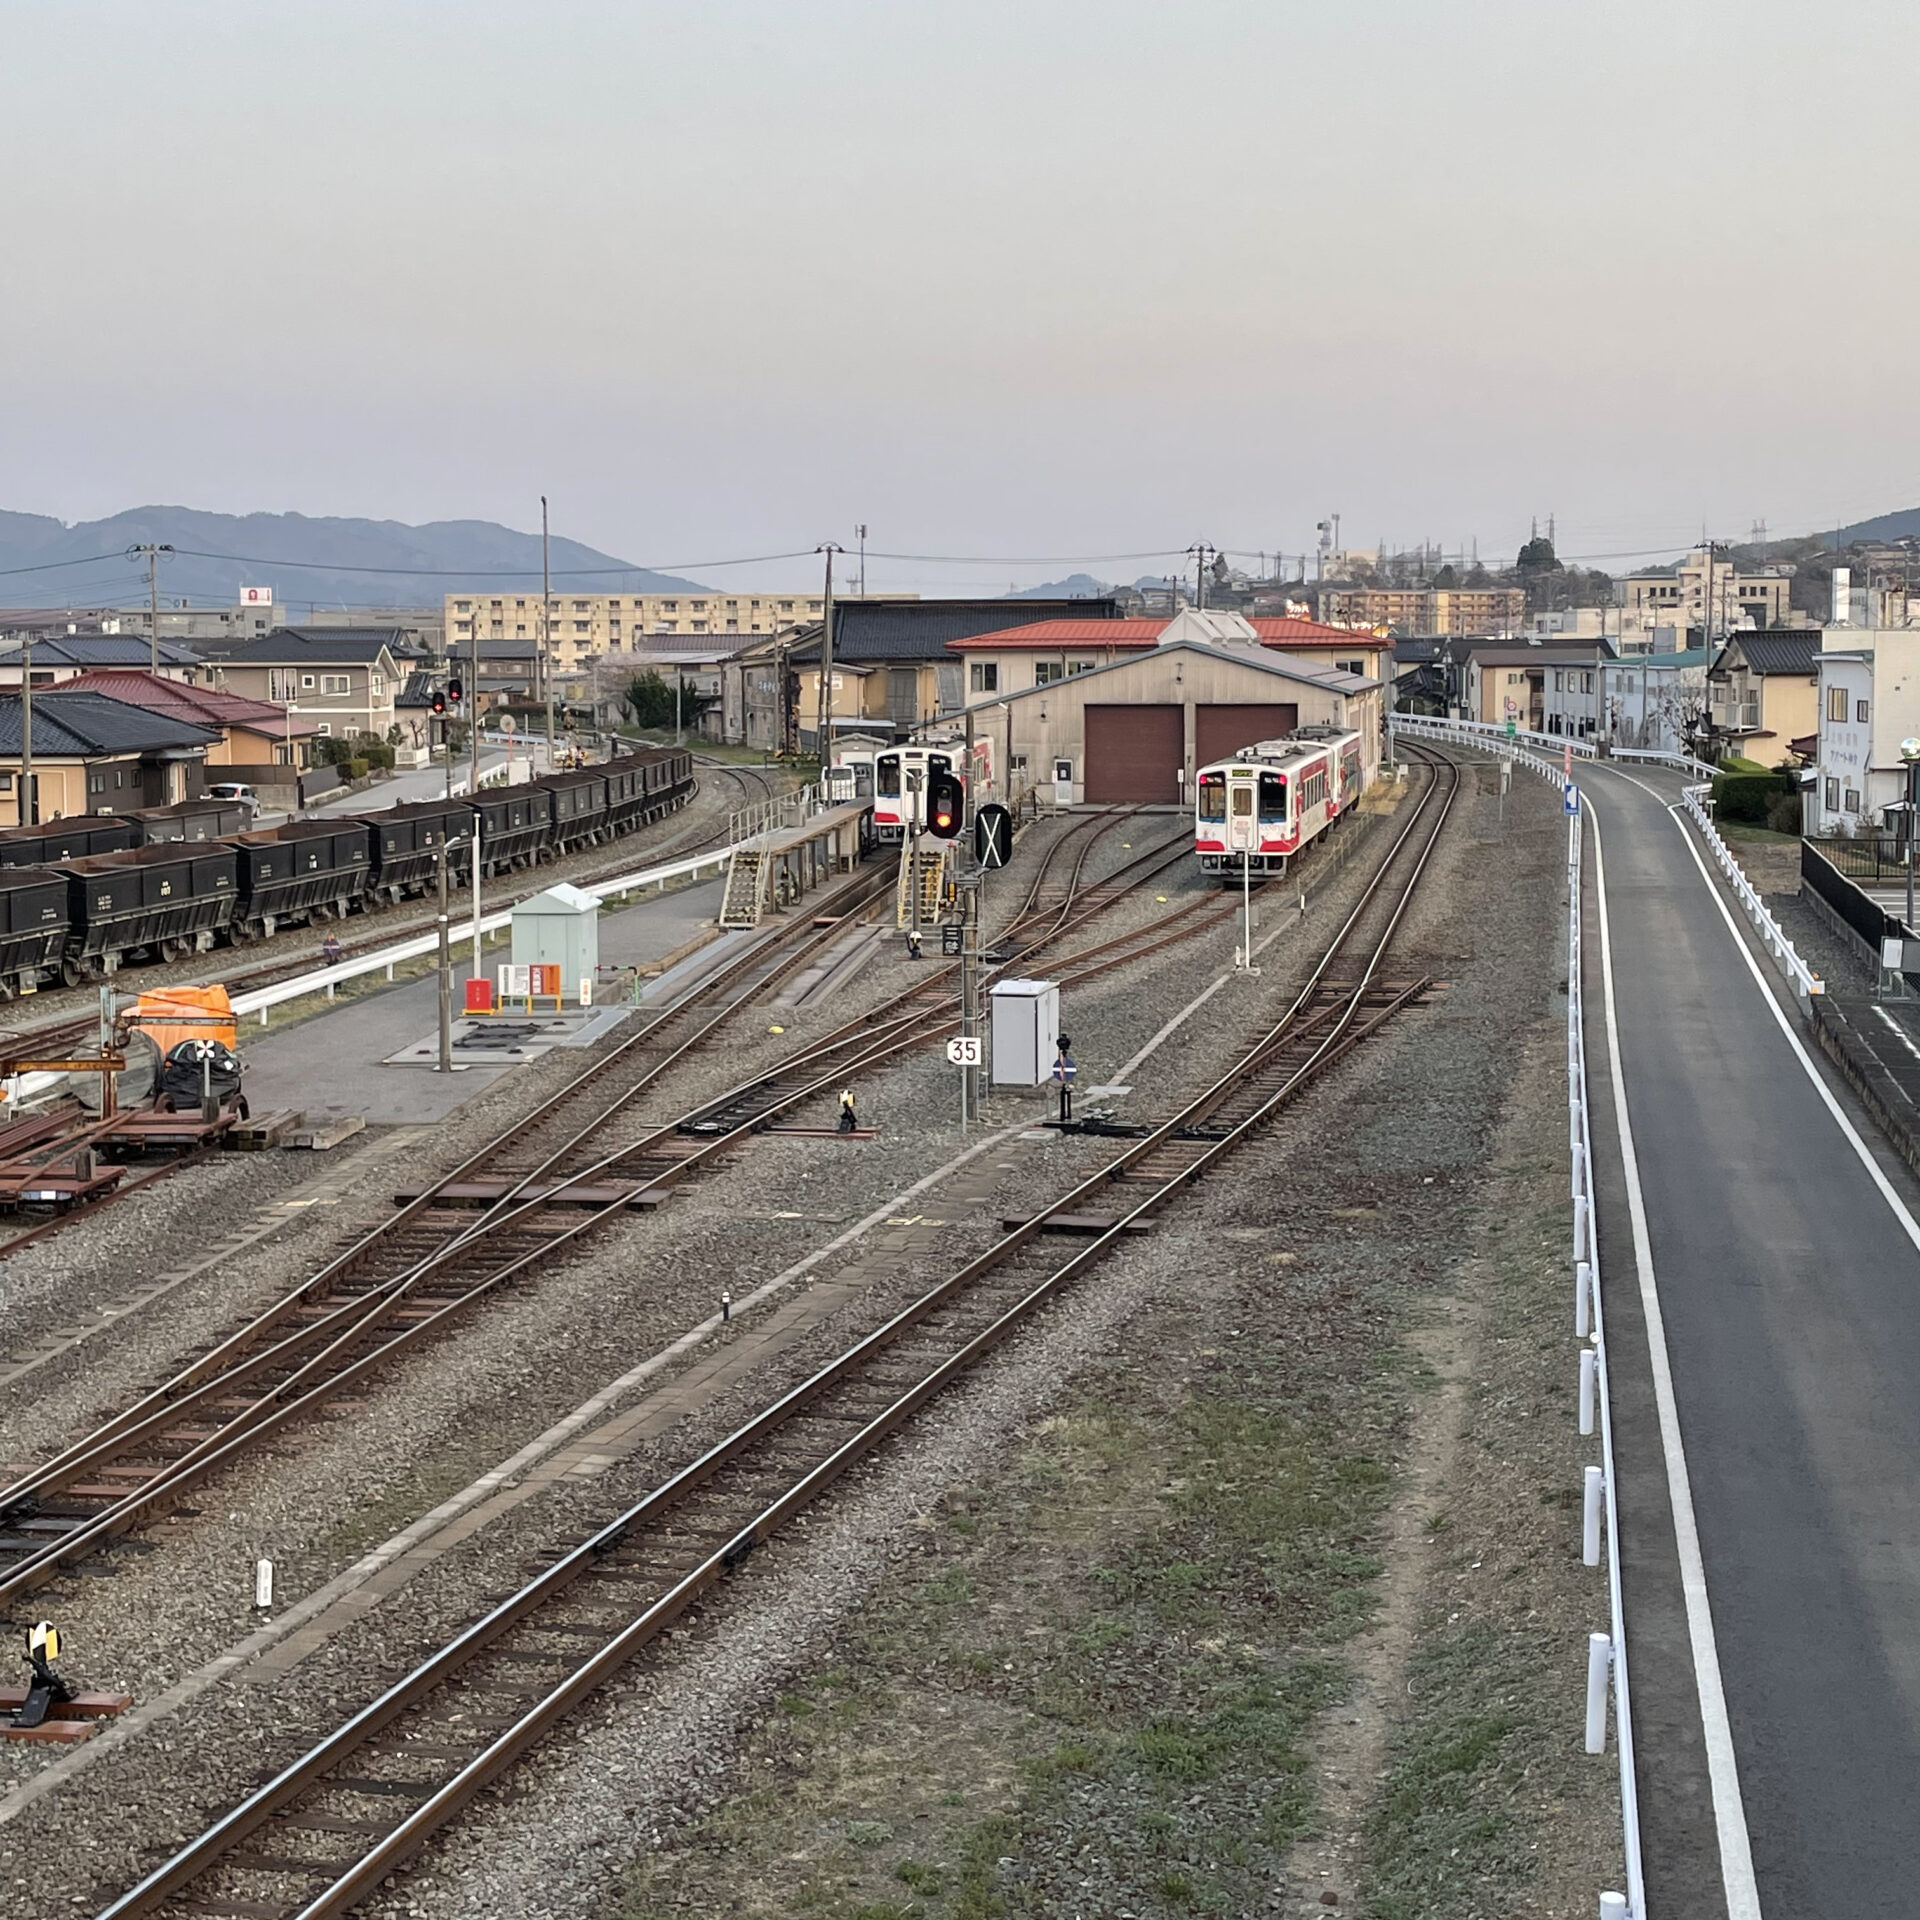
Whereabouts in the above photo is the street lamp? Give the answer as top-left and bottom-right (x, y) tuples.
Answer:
(1901, 737), (1920, 935)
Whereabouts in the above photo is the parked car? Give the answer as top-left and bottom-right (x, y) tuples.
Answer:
(205, 782), (261, 815)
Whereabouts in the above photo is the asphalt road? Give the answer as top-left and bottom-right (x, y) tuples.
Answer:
(1585, 762), (1920, 1919)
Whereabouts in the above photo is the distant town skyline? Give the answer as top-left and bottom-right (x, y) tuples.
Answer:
(4, 0), (1915, 595)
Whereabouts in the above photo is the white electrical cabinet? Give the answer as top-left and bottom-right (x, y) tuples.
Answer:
(989, 978), (1060, 1087)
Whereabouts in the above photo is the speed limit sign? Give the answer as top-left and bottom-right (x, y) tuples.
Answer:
(945, 1037), (982, 1067)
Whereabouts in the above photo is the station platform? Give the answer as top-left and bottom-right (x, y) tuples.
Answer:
(1577, 761), (1920, 1918)
(721, 802), (868, 928)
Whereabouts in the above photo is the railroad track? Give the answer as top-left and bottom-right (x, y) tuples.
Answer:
(86, 748), (1459, 1920)
(0, 806), (1179, 1605)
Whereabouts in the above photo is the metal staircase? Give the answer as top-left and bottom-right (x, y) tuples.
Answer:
(719, 848), (767, 929)
(894, 840), (952, 929)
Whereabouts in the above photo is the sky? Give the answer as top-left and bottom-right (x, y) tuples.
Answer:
(4, 0), (1918, 594)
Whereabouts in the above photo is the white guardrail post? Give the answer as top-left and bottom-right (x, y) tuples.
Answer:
(1680, 782), (1823, 1005)
(1566, 800), (1646, 1919)
(1392, 712), (1644, 1914)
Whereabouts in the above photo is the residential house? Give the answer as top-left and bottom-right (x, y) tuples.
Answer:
(56, 671), (320, 768)
(0, 634), (202, 688)
(1707, 632), (1820, 767)
(197, 628), (409, 746)
(1452, 641), (1613, 730)
(1597, 649), (1710, 756)
(0, 690), (218, 828)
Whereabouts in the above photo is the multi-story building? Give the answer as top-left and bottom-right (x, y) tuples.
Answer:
(1620, 547), (1794, 650)
(1810, 628), (1920, 833)
(1597, 648), (1710, 755)
(1316, 584), (1526, 635)
(445, 589), (827, 672)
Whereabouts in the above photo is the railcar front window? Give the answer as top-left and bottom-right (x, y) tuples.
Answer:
(1231, 784), (1255, 818)
(1197, 774), (1226, 821)
(878, 755), (901, 798)
(1260, 773), (1288, 818)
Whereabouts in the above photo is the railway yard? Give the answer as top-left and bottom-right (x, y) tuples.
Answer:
(0, 750), (1615, 1919)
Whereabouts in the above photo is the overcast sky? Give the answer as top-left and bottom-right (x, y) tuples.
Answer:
(4, 0), (1915, 591)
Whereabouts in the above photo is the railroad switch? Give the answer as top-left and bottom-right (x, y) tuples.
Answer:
(12, 1623), (71, 1730)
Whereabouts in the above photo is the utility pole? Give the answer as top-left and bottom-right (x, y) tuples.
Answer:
(814, 542), (843, 767)
(18, 626), (32, 827)
(470, 611), (483, 980)
(128, 543), (174, 672)
(855, 523), (867, 597)
(541, 496), (556, 771)
(436, 833), (453, 1074)
(1188, 542), (1217, 611)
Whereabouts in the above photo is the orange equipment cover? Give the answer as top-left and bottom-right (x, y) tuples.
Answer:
(130, 984), (237, 1057)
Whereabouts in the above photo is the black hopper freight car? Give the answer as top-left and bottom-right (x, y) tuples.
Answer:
(366, 800), (471, 903)
(0, 866), (69, 999)
(530, 768), (612, 855)
(469, 789), (551, 875)
(119, 800), (253, 844)
(0, 819), (137, 868)
(230, 819), (374, 940)
(59, 842), (238, 981)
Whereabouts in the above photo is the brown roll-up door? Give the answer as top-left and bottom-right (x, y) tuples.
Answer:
(1194, 703), (1298, 766)
(1084, 704), (1183, 803)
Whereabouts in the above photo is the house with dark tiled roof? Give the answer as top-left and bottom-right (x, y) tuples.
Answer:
(0, 634), (201, 687)
(1708, 631), (1820, 766)
(0, 690), (219, 828)
(57, 671), (321, 769)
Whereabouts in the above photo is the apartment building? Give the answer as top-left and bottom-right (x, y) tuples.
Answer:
(1316, 584), (1526, 635)
(445, 589), (826, 672)
(1620, 547), (1794, 649)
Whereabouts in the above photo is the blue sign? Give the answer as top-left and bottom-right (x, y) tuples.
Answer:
(1052, 1055), (1077, 1084)
(1564, 782), (1581, 817)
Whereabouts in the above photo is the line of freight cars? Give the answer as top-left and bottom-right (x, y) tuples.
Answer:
(0, 747), (693, 997)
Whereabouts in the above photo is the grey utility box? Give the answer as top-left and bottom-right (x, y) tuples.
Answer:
(510, 882), (600, 1000)
(990, 977), (1061, 1087)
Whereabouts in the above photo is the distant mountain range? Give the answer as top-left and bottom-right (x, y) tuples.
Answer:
(1826, 507), (1920, 548)
(1009, 572), (1174, 599)
(0, 507), (704, 611)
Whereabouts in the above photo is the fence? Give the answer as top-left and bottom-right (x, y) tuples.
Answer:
(1679, 785), (1823, 1001)
(727, 783), (819, 846)
(1567, 808), (1645, 1920)
(1807, 832), (1909, 885)
(1389, 711), (1597, 759)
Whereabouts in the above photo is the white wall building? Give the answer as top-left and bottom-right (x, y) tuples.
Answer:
(1809, 627), (1920, 834)
(1598, 647), (1709, 755)
(1540, 659), (1603, 739)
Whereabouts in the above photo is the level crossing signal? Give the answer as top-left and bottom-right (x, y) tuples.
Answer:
(927, 769), (964, 839)
(430, 687), (447, 715)
(447, 675), (463, 705)
(974, 802), (1013, 869)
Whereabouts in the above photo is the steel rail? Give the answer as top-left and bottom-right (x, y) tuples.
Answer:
(92, 754), (1459, 1920)
(0, 820), (1196, 1599)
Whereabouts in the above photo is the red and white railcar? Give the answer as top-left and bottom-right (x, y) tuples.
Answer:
(1194, 738), (1334, 879)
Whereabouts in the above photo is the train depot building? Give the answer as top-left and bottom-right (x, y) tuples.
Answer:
(948, 610), (1386, 805)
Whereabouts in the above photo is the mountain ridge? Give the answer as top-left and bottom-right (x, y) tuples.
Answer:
(0, 506), (705, 610)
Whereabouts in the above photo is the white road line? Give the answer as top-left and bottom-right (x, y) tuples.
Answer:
(1645, 786), (1920, 1255)
(1588, 798), (1764, 1920)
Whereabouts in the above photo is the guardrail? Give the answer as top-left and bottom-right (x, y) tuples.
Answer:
(1680, 784), (1824, 1002)
(1568, 810), (1646, 1920)
(1391, 711), (1598, 758)
(1389, 714), (1570, 785)
(1609, 747), (1719, 780)
(728, 782), (819, 847)
(229, 841), (741, 1025)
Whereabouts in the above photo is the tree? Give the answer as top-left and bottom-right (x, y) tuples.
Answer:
(1516, 535), (1562, 575)
(1433, 563), (1459, 589)
(621, 668), (715, 732)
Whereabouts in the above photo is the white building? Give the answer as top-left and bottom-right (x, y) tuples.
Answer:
(1809, 629), (1920, 834)
(1598, 647), (1710, 756)
(1539, 658), (1604, 739)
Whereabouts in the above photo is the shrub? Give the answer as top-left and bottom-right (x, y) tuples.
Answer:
(346, 755), (370, 780)
(1711, 769), (1794, 825)
(1765, 790), (1803, 834)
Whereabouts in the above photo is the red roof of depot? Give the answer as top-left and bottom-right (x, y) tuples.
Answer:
(1250, 617), (1392, 650)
